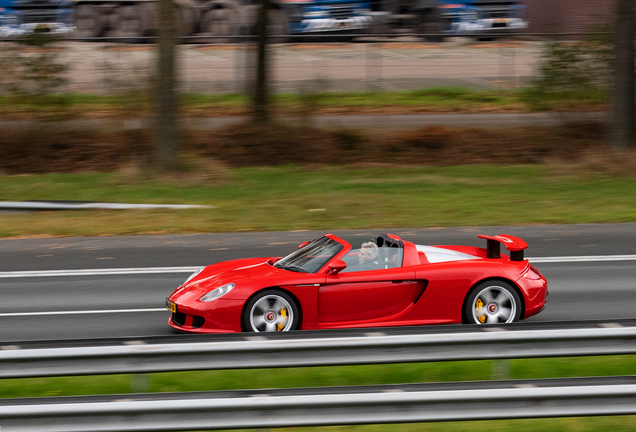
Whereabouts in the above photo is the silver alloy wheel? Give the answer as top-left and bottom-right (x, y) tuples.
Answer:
(249, 294), (294, 332)
(471, 285), (517, 324)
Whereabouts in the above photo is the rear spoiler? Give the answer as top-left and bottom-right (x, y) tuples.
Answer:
(477, 235), (528, 261)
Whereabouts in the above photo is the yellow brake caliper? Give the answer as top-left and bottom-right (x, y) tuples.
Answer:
(476, 298), (486, 323)
(277, 307), (288, 331)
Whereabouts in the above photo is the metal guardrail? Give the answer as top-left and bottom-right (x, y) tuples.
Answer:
(0, 201), (214, 211)
(2, 323), (635, 430)
(2, 377), (636, 431)
(2, 324), (636, 378)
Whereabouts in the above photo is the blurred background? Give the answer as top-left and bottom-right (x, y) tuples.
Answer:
(0, 0), (632, 177)
(1, 0), (634, 232)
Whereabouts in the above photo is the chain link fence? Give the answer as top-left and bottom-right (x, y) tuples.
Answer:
(0, 34), (554, 98)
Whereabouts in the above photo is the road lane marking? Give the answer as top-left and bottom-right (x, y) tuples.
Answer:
(1, 255), (635, 318)
(0, 308), (166, 317)
(529, 255), (636, 263)
(0, 255), (635, 279)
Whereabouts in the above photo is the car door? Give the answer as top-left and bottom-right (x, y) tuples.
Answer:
(318, 267), (416, 324)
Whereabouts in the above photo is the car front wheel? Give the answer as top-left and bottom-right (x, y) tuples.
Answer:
(243, 290), (299, 332)
(465, 281), (521, 324)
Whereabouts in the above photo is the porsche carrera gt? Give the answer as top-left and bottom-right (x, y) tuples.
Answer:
(166, 233), (547, 333)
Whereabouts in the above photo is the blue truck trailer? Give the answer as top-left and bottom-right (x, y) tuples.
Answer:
(376, 0), (527, 40)
(281, 0), (373, 35)
(2, 0), (522, 41)
(0, 0), (74, 37)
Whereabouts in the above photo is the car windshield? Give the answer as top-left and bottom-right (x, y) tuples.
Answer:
(274, 236), (344, 274)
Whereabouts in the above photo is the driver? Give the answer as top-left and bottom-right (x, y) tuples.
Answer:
(358, 242), (380, 269)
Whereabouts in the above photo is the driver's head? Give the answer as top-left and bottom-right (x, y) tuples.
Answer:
(359, 242), (379, 261)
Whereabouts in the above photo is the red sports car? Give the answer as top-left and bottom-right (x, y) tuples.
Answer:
(166, 233), (547, 333)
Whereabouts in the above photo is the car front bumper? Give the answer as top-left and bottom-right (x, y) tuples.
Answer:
(167, 297), (245, 334)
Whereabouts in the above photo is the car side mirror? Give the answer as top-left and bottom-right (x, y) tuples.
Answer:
(297, 241), (310, 249)
(327, 259), (346, 275)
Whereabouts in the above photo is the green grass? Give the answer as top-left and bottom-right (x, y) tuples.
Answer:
(275, 87), (524, 109)
(179, 92), (248, 107)
(521, 86), (609, 111)
(4, 356), (634, 399)
(0, 86), (609, 116)
(1, 165), (636, 237)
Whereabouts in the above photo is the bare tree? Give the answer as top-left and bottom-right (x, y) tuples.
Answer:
(253, 0), (270, 123)
(155, 0), (180, 171)
(612, 0), (635, 149)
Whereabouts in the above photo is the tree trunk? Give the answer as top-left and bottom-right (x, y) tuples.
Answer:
(612, 0), (635, 149)
(155, 0), (179, 171)
(253, 0), (270, 123)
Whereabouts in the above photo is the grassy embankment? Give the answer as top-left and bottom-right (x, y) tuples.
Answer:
(1, 164), (636, 237)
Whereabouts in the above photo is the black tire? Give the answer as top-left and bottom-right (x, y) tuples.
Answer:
(464, 281), (522, 324)
(74, 4), (104, 39)
(242, 289), (300, 332)
(114, 5), (148, 41)
(201, 6), (238, 44)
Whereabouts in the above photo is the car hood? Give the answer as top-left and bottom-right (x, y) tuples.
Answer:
(191, 258), (276, 290)
(171, 257), (289, 300)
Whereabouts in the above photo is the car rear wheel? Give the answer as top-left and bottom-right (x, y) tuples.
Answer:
(243, 290), (299, 332)
(465, 281), (521, 324)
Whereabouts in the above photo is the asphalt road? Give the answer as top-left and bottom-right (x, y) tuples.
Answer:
(1, 223), (635, 342)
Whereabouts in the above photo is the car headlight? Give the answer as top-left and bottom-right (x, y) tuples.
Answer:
(200, 283), (235, 302)
(183, 268), (204, 285)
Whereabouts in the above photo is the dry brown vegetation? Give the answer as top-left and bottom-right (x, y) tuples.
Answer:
(2, 120), (633, 175)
